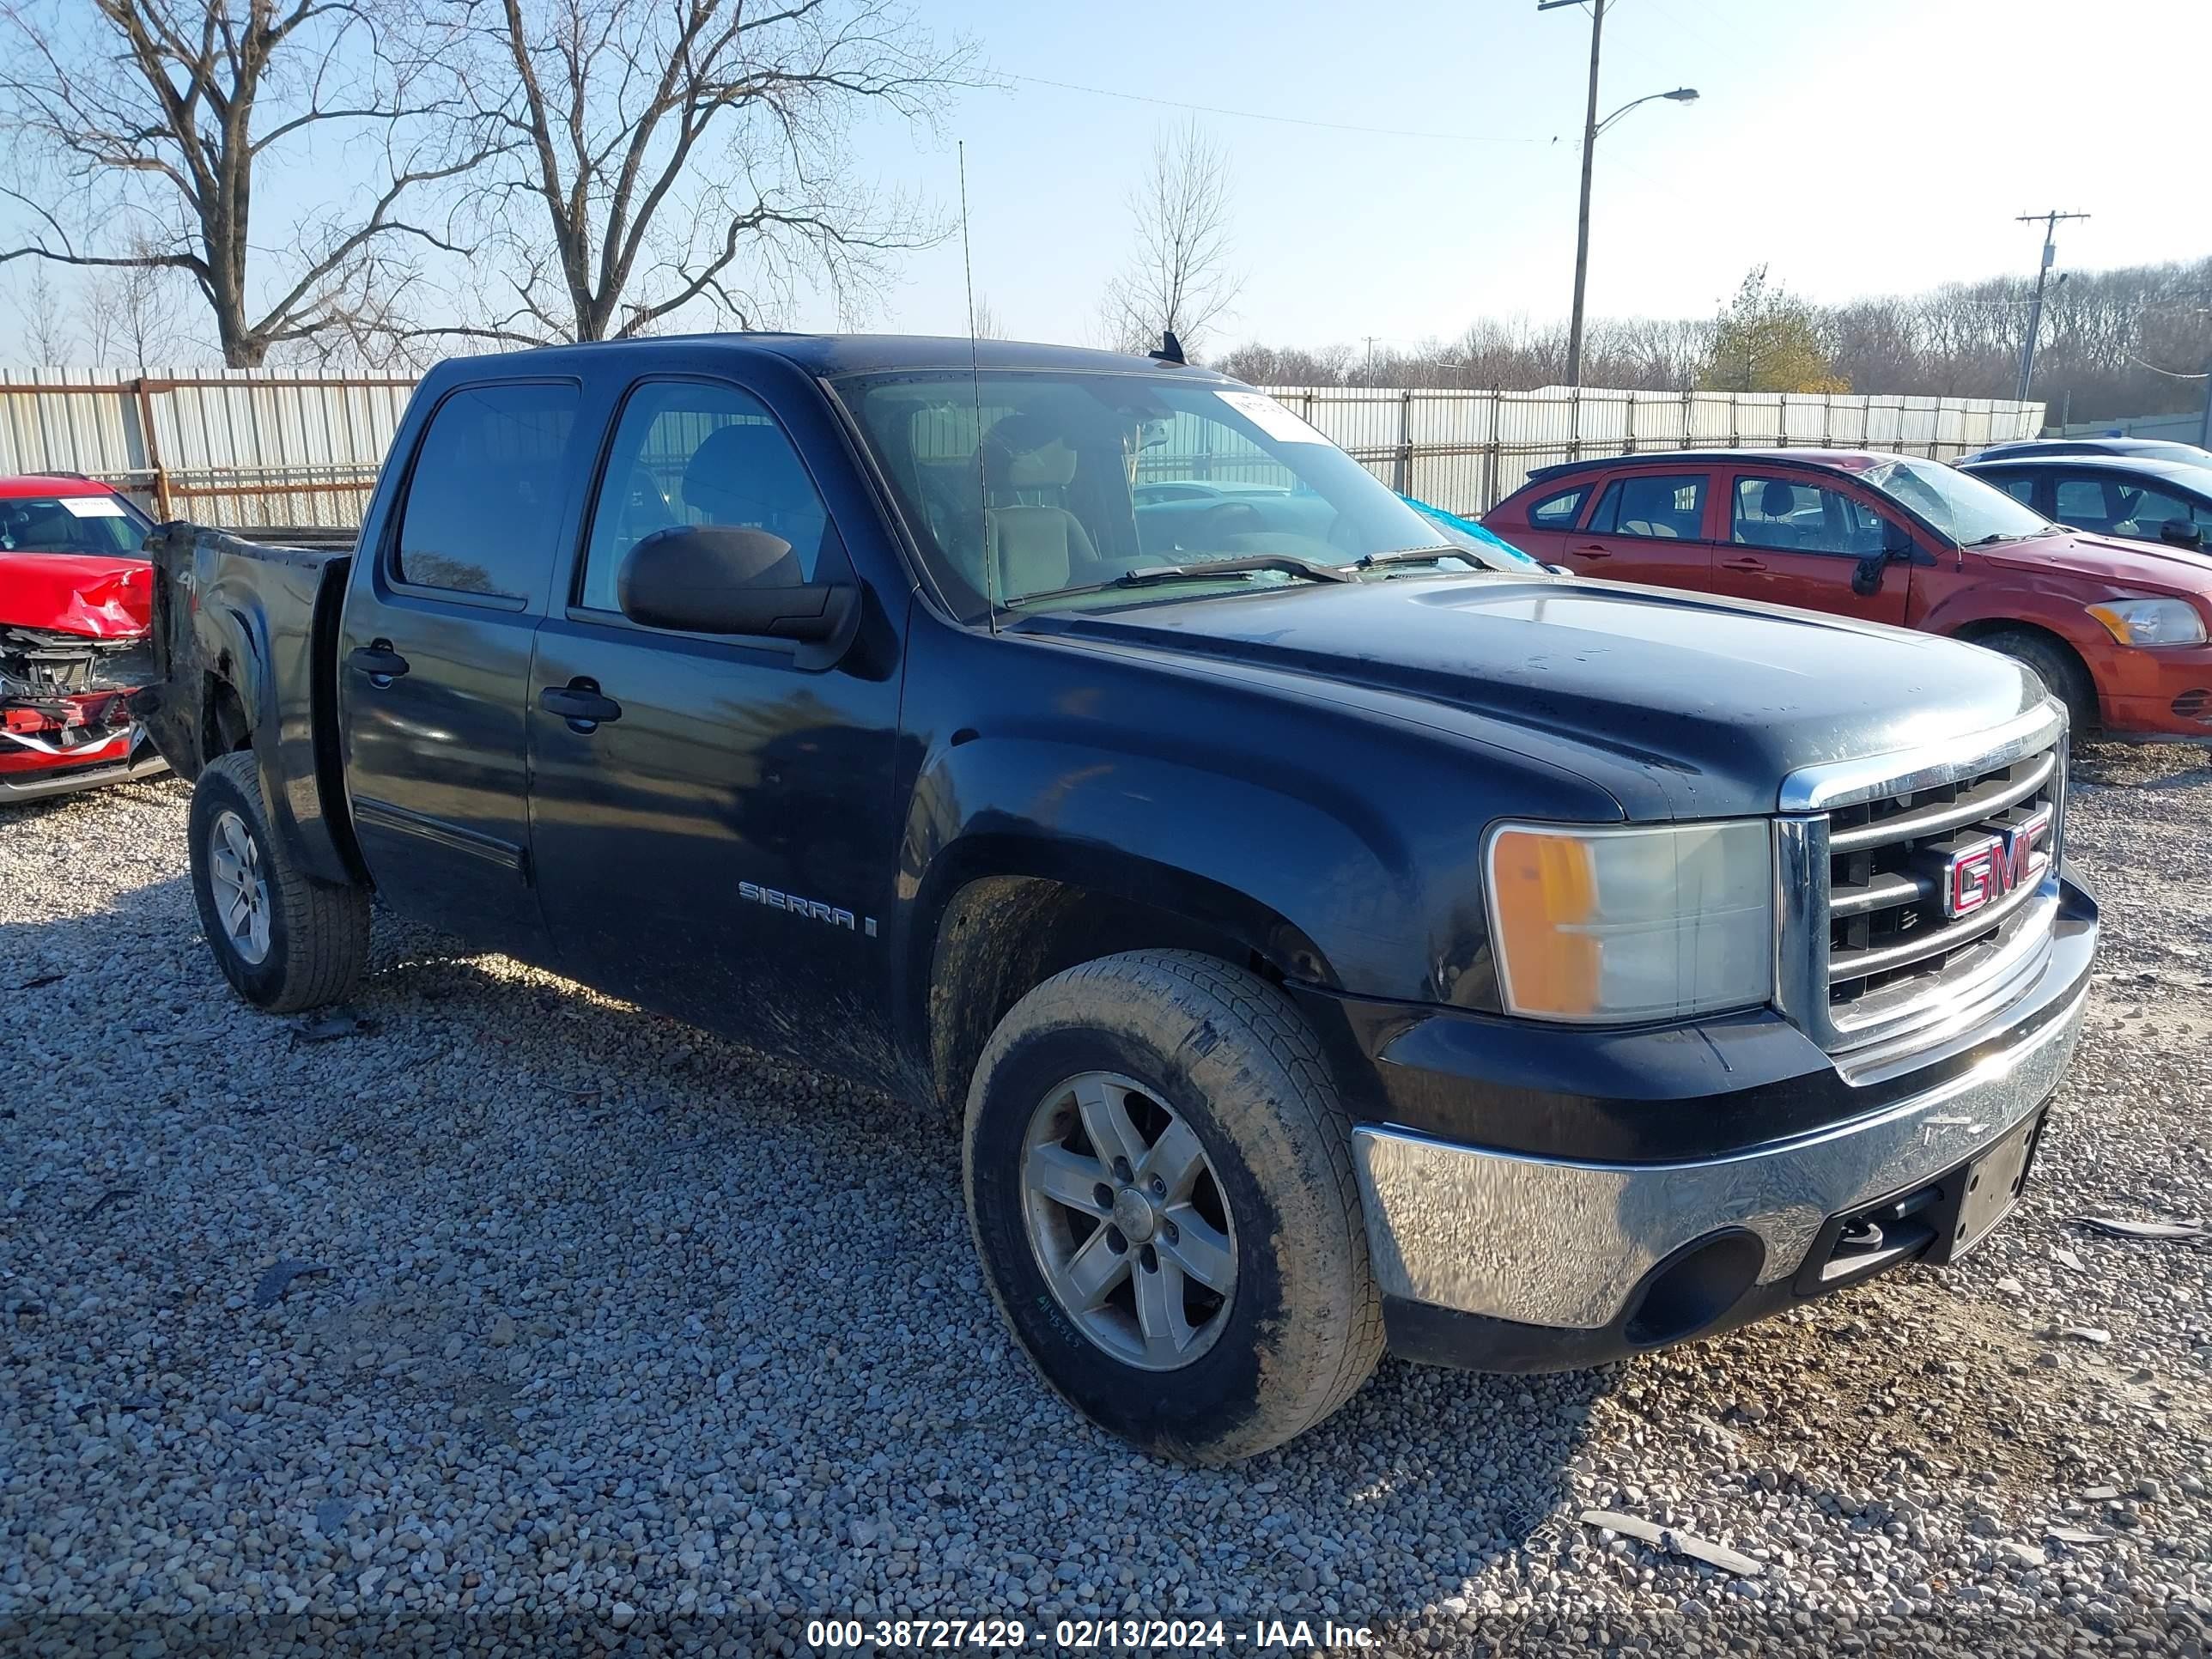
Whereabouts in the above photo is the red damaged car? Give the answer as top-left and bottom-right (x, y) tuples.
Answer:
(1, 476), (168, 802)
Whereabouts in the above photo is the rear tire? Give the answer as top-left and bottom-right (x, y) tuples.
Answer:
(188, 750), (369, 1012)
(963, 949), (1382, 1463)
(1978, 627), (2097, 736)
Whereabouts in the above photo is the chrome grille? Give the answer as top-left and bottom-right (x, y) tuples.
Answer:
(1775, 705), (2068, 1057)
(1826, 746), (2061, 1006)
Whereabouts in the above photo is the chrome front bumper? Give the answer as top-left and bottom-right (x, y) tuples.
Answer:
(1352, 968), (2087, 1332)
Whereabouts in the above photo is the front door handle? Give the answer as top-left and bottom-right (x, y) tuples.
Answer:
(1720, 556), (1768, 573)
(539, 678), (623, 733)
(1571, 543), (1611, 560)
(347, 641), (410, 686)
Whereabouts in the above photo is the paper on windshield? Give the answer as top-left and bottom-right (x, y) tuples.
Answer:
(1217, 390), (1328, 445)
(58, 495), (129, 518)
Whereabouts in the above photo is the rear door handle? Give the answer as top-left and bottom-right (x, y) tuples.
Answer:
(347, 641), (410, 685)
(1720, 556), (1768, 572)
(539, 678), (623, 733)
(1571, 544), (1611, 560)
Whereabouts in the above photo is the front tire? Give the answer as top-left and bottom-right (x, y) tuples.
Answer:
(963, 950), (1382, 1462)
(188, 750), (369, 1012)
(1979, 627), (2098, 736)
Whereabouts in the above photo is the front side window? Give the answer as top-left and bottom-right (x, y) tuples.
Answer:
(1730, 476), (1887, 556)
(1589, 473), (1706, 540)
(396, 382), (579, 599)
(2100, 480), (2207, 540)
(576, 381), (838, 616)
(0, 493), (151, 556)
(838, 373), (1495, 618)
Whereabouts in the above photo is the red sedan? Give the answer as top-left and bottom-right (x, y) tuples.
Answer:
(1486, 449), (2212, 742)
(1, 475), (168, 801)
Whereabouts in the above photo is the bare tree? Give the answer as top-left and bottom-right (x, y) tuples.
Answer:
(969, 291), (1003, 339)
(0, 0), (488, 367)
(424, 0), (975, 345)
(1098, 118), (1243, 359)
(82, 243), (187, 372)
(10, 261), (75, 363)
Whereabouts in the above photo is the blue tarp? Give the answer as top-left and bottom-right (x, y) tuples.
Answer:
(1395, 495), (1545, 569)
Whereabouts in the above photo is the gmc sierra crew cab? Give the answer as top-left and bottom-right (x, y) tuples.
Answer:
(138, 335), (2099, 1462)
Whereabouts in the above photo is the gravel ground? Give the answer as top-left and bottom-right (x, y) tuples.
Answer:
(3, 748), (2210, 1656)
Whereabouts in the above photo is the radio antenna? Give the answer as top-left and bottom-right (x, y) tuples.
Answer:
(957, 141), (1000, 635)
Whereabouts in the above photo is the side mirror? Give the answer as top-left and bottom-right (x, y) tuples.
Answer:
(2159, 519), (2205, 550)
(617, 525), (855, 642)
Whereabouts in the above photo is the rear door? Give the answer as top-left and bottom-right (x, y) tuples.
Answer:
(337, 378), (585, 959)
(1492, 479), (1597, 563)
(1556, 469), (1717, 591)
(524, 373), (905, 1070)
(1709, 466), (1911, 625)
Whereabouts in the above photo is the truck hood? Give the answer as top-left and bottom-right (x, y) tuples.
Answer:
(1984, 528), (2212, 592)
(1038, 574), (2043, 818)
(0, 552), (155, 638)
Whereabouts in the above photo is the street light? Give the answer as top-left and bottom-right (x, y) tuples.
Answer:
(1595, 86), (1698, 139)
(1541, 0), (1698, 387)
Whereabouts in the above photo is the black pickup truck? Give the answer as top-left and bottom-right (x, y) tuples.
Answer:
(139, 335), (2098, 1462)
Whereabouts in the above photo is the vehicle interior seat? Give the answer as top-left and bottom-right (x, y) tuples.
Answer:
(980, 413), (1099, 598)
(681, 422), (824, 582)
(1736, 479), (1808, 550)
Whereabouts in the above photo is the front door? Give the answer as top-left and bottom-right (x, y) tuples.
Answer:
(1557, 470), (1717, 592)
(524, 375), (906, 1077)
(1707, 469), (1911, 625)
(337, 378), (585, 958)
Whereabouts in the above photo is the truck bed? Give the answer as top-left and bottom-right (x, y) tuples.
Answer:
(137, 522), (362, 886)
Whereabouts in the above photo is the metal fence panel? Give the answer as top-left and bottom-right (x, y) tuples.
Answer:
(0, 368), (2043, 530)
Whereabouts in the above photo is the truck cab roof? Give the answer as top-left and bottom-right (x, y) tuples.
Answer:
(441, 332), (1231, 383)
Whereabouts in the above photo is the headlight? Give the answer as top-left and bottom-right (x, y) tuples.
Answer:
(1485, 819), (1774, 1023)
(2086, 598), (2208, 647)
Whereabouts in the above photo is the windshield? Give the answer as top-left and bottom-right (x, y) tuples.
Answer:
(0, 493), (151, 556)
(840, 371), (1494, 618)
(1861, 458), (2051, 545)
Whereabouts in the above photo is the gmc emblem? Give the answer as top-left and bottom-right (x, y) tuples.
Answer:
(1942, 808), (2053, 919)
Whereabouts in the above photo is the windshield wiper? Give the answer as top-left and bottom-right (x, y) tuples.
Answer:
(1000, 553), (1352, 611)
(1357, 544), (1489, 571)
(1115, 554), (1354, 586)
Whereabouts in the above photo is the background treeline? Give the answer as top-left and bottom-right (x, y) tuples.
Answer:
(1217, 257), (2212, 422)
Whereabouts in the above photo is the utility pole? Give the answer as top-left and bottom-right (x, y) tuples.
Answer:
(1541, 0), (1606, 388)
(2014, 210), (2088, 403)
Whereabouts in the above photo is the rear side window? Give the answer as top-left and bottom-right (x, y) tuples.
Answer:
(1589, 473), (1706, 540)
(1527, 485), (1587, 526)
(395, 382), (580, 600)
(1989, 471), (2039, 506)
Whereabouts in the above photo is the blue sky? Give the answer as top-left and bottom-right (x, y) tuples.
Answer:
(9, 0), (2209, 362)
(828, 0), (2212, 349)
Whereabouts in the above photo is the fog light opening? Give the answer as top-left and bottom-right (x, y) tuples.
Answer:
(1622, 1230), (1765, 1349)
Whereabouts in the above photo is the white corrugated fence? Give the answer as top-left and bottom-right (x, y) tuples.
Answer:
(0, 367), (2044, 529)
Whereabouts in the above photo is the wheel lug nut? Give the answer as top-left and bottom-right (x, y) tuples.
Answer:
(1149, 1176), (1166, 1198)
(1163, 1220), (1179, 1243)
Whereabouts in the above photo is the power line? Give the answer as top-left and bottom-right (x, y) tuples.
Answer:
(1004, 73), (1550, 144)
